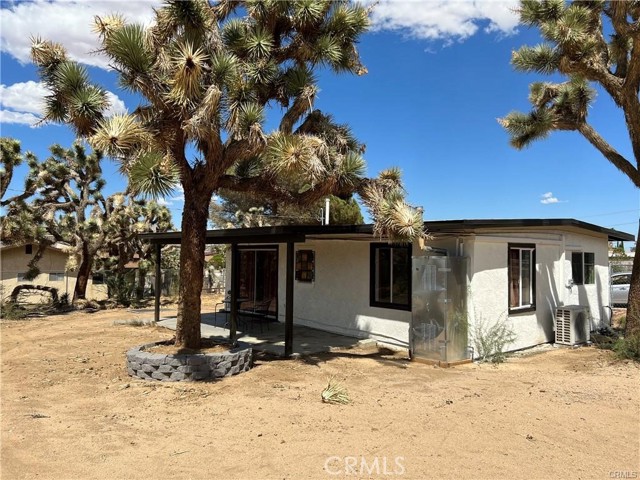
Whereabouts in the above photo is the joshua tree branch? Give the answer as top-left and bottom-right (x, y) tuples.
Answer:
(625, 36), (640, 98)
(577, 122), (640, 187)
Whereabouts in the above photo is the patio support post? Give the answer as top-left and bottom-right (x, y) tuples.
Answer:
(154, 243), (161, 323)
(230, 243), (239, 346)
(285, 241), (294, 357)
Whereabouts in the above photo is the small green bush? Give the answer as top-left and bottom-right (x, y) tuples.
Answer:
(612, 333), (640, 361)
(472, 313), (517, 363)
(0, 302), (29, 320)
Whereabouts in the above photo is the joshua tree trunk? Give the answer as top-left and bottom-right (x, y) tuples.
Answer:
(175, 185), (211, 349)
(73, 247), (94, 303)
(625, 221), (640, 337)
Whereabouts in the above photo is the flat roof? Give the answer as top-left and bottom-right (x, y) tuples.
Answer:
(140, 218), (634, 244)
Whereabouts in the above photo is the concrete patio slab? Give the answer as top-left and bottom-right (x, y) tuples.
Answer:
(155, 312), (365, 356)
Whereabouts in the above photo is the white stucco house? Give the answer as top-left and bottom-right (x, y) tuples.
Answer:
(144, 219), (634, 360)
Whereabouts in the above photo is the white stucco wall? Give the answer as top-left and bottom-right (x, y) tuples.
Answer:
(225, 226), (612, 354)
(466, 229), (611, 353)
(278, 241), (412, 347)
(562, 232), (611, 329)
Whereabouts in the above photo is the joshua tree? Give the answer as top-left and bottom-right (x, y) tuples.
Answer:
(210, 191), (363, 228)
(1, 138), (25, 200)
(2, 142), (123, 302)
(101, 199), (173, 300)
(499, 0), (640, 336)
(1, 138), (48, 258)
(31, 0), (423, 348)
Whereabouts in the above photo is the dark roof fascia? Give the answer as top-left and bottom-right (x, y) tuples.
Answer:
(140, 218), (634, 245)
(424, 218), (635, 242)
(140, 224), (375, 245)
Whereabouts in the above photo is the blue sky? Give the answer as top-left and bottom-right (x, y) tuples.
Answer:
(1, 0), (638, 244)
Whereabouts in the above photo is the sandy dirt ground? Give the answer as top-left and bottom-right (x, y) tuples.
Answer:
(1, 303), (639, 480)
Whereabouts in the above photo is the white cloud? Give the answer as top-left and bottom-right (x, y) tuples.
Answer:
(0, 80), (128, 127)
(0, 80), (47, 114)
(104, 91), (128, 117)
(1, 0), (519, 71)
(0, 110), (40, 127)
(171, 184), (185, 203)
(540, 192), (562, 205)
(0, 0), (160, 70)
(366, 0), (519, 42)
(156, 185), (184, 207)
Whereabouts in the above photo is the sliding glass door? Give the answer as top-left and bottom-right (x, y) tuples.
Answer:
(238, 247), (278, 316)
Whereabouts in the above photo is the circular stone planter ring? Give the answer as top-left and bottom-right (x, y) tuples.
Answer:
(126, 340), (253, 382)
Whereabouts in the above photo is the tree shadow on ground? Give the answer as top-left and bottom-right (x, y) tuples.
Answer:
(252, 346), (410, 370)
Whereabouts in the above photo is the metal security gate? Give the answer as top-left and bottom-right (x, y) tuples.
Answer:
(411, 256), (469, 363)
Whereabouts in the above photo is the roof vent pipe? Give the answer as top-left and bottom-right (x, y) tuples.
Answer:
(324, 197), (330, 226)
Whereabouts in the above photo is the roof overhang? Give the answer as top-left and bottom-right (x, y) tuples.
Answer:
(139, 218), (635, 245)
(424, 218), (635, 242)
(140, 224), (375, 245)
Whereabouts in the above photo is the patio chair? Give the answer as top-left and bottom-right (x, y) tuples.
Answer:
(239, 299), (272, 333)
(214, 291), (231, 327)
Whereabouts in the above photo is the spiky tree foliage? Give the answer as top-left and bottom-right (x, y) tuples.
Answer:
(1, 138), (23, 200)
(98, 199), (173, 300)
(210, 191), (363, 228)
(2, 142), (121, 302)
(31, 0), (424, 349)
(2, 140), (65, 281)
(499, 1), (640, 337)
(1, 138), (41, 207)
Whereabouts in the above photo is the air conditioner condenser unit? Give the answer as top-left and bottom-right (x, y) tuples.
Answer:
(555, 305), (590, 346)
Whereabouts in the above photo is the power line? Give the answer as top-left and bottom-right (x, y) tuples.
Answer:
(580, 209), (640, 218)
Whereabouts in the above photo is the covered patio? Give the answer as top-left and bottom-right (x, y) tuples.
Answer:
(141, 224), (376, 357)
(155, 311), (366, 356)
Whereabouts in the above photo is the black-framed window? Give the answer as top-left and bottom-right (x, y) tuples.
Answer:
(49, 272), (64, 282)
(508, 244), (536, 313)
(571, 252), (595, 285)
(370, 243), (411, 310)
(295, 250), (315, 282)
(25, 244), (32, 254)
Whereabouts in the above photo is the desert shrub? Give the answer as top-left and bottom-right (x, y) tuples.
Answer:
(0, 301), (29, 320)
(471, 313), (517, 363)
(56, 293), (70, 308)
(612, 333), (640, 362)
(618, 315), (627, 330)
(106, 272), (136, 307)
(591, 326), (620, 350)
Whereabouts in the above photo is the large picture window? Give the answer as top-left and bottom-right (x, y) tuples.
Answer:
(571, 252), (595, 285)
(370, 243), (411, 310)
(508, 244), (536, 313)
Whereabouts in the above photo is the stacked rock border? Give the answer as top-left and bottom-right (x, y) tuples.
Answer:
(126, 340), (253, 382)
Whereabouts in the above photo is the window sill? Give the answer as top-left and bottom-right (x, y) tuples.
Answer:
(508, 306), (536, 315)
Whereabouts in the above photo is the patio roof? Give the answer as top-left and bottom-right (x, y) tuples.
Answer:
(141, 223), (374, 245)
(140, 218), (634, 244)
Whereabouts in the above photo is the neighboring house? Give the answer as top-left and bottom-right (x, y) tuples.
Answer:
(0, 243), (107, 301)
(143, 218), (633, 360)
